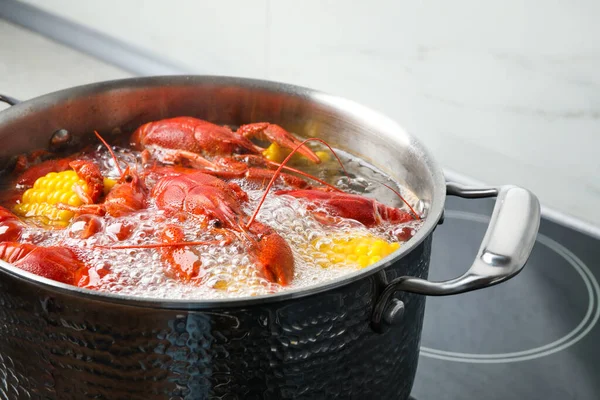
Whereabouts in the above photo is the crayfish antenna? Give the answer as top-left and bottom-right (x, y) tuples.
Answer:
(94, 239), (226, 250)
(246, 138), (347, 229)
(381, 182), (421, 221)
(234, 221), (255, 243)
(94, 130), (124, 176)
(260, 159), (342, 192)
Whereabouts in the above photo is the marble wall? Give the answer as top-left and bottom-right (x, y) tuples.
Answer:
(0, 21), (131, 106)
(14, 0), (600, 227)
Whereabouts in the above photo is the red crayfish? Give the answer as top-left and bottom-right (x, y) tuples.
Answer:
(0, 242), (89, 286)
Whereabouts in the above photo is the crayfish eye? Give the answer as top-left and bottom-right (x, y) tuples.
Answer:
(124, 175), (133, 183)
(210, 219), (223, 229)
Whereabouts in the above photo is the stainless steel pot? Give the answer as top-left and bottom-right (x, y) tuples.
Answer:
(0, 76), (540, 400)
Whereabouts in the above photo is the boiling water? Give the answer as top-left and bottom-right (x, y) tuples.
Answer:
(6, 145), (424, 300)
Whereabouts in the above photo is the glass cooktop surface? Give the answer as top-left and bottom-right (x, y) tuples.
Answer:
(411, 196), (600, 400)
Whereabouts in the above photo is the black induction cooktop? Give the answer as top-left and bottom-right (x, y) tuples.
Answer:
(411, 196), (600, 400)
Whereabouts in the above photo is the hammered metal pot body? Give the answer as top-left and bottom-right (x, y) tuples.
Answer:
(0, 239), (431, 400)
(0, 76), (447, 399)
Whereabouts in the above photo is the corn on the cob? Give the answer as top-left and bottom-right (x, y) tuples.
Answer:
(13, 170), (115, 227)
(311, 234), (400, 269)
(314, 151), (331, 162)
(262, 142), (289, 163)
(262, 142), (331, 164)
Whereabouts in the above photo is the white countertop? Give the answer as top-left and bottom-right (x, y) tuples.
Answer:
(0, 19), (131, 111)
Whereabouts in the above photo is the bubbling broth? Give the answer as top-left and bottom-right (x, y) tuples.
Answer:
(0, 118), (424, 299)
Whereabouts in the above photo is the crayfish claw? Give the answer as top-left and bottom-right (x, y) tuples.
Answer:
(69, 160), (104, 204)
(250, 228), (295, 286)
(159, 225), (203, 282)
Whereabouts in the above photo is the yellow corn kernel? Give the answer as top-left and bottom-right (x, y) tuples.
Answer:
(332, 254), (346, 264)
(262, 142), (311, 163)
(368, 239), (385, 256)
(21, 189), (31, 203)
(357, 255), (370, 268)
(57, 210), (74, 221)
(59, 192), (71, 204)
(63, 180), (76, 190)
(103, 178), (117, 194)
(67, 194), (80, 206)
(13, 169), (98, 227)
(354, 243), (369, 256)
(49, 191), (63, 204)
(369, 255), (382, 264)
(343, 244), (354, 255)
(262, 142), (289, 163)
(213, 280), (229, 290)
(315, 151), (331, 163)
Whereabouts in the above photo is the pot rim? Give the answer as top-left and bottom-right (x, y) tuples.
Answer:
(0, 75), (446, 309)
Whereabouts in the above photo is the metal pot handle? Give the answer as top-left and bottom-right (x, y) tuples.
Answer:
(371, 183), (540, 332)
(0, 94), (21, 106)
